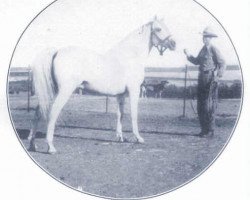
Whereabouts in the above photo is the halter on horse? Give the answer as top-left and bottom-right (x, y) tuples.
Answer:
(27, 16), (176, 154)
(148, 17), (176, 55)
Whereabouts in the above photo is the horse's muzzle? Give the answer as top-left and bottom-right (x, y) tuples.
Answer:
(157, 38), (176, 55)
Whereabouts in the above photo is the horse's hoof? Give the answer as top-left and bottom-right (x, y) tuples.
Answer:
(137, 137), (145, 143)
(48, 146), (57, 154)
(117, 136), (124, 142)
(28, 144), (37, 152)
(48, 149), (57, 154)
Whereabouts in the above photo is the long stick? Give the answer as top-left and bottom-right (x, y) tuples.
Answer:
(27, 69), (30, 112)
(183, 65), (188, 117)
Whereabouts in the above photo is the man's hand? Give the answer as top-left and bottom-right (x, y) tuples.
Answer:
(183, 49), (190, 57)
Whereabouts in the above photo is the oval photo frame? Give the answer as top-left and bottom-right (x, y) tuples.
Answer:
(7, 0), (243, 199)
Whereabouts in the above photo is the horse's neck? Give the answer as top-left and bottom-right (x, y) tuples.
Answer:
(106, 25), (151, 59)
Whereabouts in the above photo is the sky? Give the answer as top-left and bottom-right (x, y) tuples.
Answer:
(11, 0), (240, 68)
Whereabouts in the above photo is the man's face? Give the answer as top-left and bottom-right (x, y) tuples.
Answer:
(203, 36), (212, 46)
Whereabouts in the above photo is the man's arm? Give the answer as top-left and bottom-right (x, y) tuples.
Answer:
(187, 55), (200, 65)
(184, 49), (200, 65)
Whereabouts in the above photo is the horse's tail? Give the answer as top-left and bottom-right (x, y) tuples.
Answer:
(31, 49), (58, 120)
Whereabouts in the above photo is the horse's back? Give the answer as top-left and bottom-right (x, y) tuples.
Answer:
(54, 46), (101, 82)
(55, 46), (99, 70)
(53, 46), (129, 94)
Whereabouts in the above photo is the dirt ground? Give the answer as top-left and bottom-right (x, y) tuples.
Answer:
(8, 93), (241, 199)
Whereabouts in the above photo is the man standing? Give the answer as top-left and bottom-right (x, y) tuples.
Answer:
(184, 27), (226, 138)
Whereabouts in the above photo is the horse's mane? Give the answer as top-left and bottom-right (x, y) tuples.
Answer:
(105, 21), (153, 55)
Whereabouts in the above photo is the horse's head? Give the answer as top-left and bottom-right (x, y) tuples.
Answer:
(149, 16), (176, 55)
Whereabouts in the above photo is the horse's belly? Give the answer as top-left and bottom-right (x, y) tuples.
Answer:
(81, 54), (127, 95)
(85, 78), (126, 95)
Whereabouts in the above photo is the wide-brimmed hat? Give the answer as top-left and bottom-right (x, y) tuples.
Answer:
(201, 27), (218, 37)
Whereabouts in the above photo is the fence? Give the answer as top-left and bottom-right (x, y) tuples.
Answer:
(8, 66), (242, 116)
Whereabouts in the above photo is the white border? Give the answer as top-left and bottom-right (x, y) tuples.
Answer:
(0, 0), (249, 199)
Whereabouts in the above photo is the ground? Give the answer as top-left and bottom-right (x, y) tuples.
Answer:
(8, 93), (241, 199)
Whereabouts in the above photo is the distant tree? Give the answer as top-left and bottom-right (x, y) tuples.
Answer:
(229, 81), (242, 98)
(162, 84), (181, 98)
(187, 85), (197, 99)
(8, 80), (29, 94)
(160, 81), (242, 99)
(218, 83), (230, 99)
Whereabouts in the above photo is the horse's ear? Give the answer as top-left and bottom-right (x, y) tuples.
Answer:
(153, 15), (158, 21)
(160, 17), (164, 22)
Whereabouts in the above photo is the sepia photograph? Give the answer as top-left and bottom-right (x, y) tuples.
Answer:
(1, 0), (249, 199)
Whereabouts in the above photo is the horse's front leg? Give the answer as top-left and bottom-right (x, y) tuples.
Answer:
(128, 87), (144, 143)
(116, 94), (125, 142)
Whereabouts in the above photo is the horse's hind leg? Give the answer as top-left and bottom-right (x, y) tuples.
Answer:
(116, 94), (125, 142)
(28, 105), (41, 151)
(46, 88), (75, 154)
(128, 87), (144, 143)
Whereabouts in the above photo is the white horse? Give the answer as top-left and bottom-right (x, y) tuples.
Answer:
(28, 16), (176, 154)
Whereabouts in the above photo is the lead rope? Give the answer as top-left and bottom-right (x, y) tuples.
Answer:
(186, 69), (198, 115)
